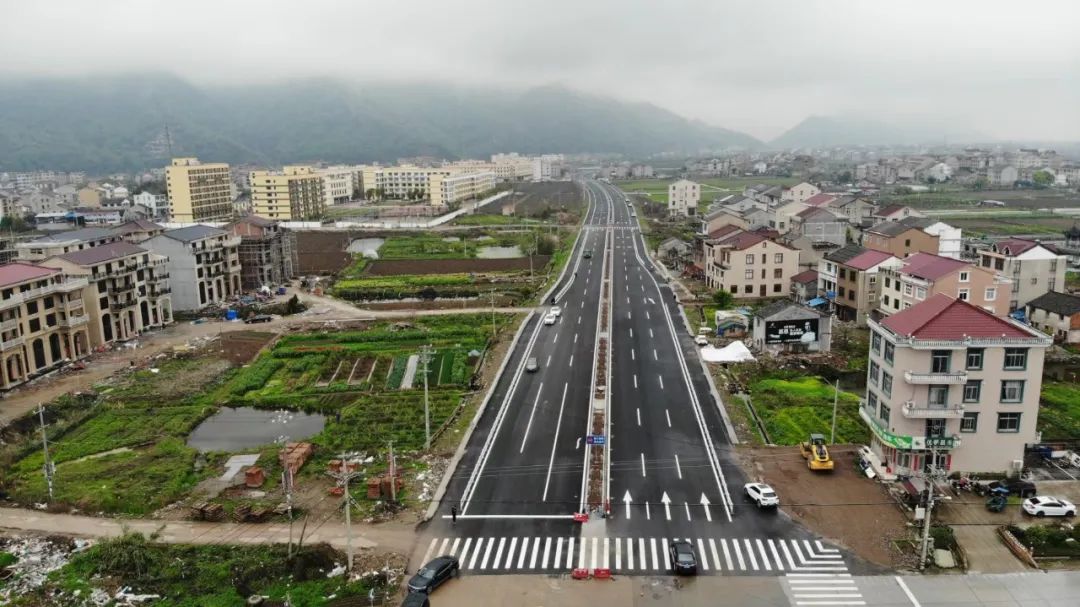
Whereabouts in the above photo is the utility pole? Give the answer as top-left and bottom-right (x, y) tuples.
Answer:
(37, 404), (55, 501)
(419, 344), (435, 449)
(278, 435), (296, 558)
(388, 441), (397, 503)
(830, 378), (840, 444)
(919, 447), (941, 571)
(489, 289), (496, 339)
(326, 455), (363, 572)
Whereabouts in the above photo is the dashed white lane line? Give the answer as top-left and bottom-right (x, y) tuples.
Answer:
(665, 409), (672, 427)
(546, 355), (551, 367)
(631, 349), (635, 360)
(675, 453), (683, 479)
(630, 328), (633, 338)
(574, 333), (578, 343)
(653, 349), (658, 360)
(636, 408), (641, 425)
(633, 374), (638, 388)
(646, 311), (650, 319)
(569, 354), (574, 367)
(649, 328), (654, 338)
(640, 453), (646, 477)
(658, 375), (664, 390)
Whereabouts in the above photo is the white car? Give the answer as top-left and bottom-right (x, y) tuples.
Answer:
(744, 482), (780, 508)
(550, 306), (562, 317)
(694, 335), (709, 346)
(1023, 496), (1076, 517)
(543, 313), (557, 326)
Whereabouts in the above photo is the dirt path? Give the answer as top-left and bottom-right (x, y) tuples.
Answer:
(0, 506), (416, 554)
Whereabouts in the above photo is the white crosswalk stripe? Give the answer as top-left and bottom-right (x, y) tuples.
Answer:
(419, 536), (854, 577)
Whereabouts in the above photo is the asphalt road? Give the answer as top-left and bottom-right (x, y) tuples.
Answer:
(420, 179), (870, 580)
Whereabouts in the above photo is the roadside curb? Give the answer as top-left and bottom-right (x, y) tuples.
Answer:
(423, 182), (591, 523)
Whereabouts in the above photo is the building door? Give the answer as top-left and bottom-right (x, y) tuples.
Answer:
(759, 284), (766, 297)
(32, 338), (46, 370)
(48, 333), (61, 363)
(102, 313), (113, 342)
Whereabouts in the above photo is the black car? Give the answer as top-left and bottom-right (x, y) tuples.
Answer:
(244, 314), (273, 324)
(407, 555), (459, 594)
(668, 540), (697, 575)
(400, 594), (430, 607)
(985, 479), (1037, 498)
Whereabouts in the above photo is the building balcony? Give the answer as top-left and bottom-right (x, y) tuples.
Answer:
(150, 288), (172, 297)
(901, 401), (966, 419)
(903, 370), (968, 384)
(0, 336), (25, 352)
(110, 299), (136, 312)
(0, 294), (25, 311)
(858, 404), (963, 450)
(59, 315), (89, 328)
(109, 284), (135, 296)
(0, 318), (20, 332)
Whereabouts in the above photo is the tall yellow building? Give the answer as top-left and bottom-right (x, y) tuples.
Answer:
(249, 166), (326, 221)
(165, 158), (233, 222)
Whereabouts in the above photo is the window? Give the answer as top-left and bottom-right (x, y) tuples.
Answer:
(926, 419), (946, 438)
(773, 283), (782, 293)
(848, 290), (855, 301)
(868, 391), (878, 412)
(963, 380), (981, 403)
(879, 401), (890, 423)
(958, 288), (969, 301)
(838, 286), (846, 297)
(985, 287), (996, 301)
(745, 269), (754, 280)
(915, 286), (926, 300)
(1003, 348), (1027, 370)
(745, 254), (754, 265)
(885, 277), (891, 288)
(774, 253), (783, 264)
(26, 301), (38, 314)
(966, 348), (983, 370)
(29, 318), (41, 332)
(997, 412), (1022, 433)
(904, 238), (911, 247)
(43, 296), (54, 309)
(883, 295), (891, 306)
(928, 386), (949, 406)
(960, 412), (979, 433)
(931, 350), (951, 373)
(872, 332), (882, 353)
(881, 372), (893, 397)
(744, 285), (753, 293)
(1000, 380), (1024, 403)
(730, 285), (738, 293)
(904, 283), (913, 296)
(884, 342), (895, 364)
(959, 271), (970, 283)
(773, 268), (783, 279)
(869, 361), (880, 385)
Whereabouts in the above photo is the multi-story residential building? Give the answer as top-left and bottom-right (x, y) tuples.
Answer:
(860, 294), (1051, 475)
(781, 182), (821, 204)
(112, 219), (166, 245)
(878, 252), (1010, 318)
(1025, 292), (1080, 344)
(249, 166), (326, 221)
(668, 179), (700, 217)
(532, 154), (563, 181)
(430, 171), (496, 207)
(361, 165), (492, 205)
(790, 269), (819, 304)
(819, 245), (901, 325)
(226, 216), (295, 290)
(144, 225), (241, 311)
(0, 262), (92, 390)
(43, 242), (173, 347)
(132, 191), (168, 218)
(978, 238), (1067, 311)
(704, 230), (799, 299)
(872, 204), (924, 223)
(862, 220), (940, 259)
(16, 227), (124, 261)
(489, 153), (536, 181)
(165, 157), (234, 222)
(319, 166), (354, 206)
(828, 195), (878, 228)
(791, 207), (847, 246)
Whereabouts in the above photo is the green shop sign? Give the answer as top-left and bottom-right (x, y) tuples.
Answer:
(860, 407), (913, 449)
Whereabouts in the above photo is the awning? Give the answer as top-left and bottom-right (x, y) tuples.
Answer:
(807, 297), (827, 307)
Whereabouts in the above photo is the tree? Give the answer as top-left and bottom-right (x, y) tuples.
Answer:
(1033, 170), (1054, 188)
(712, 289), (734, 309)
(972, 177), (989, 191)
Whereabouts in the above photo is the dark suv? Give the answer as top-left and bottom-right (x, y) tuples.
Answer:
(668, 540), (697, 575)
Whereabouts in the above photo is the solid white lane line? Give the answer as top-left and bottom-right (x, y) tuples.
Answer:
(541, 383), (570, 501)
(640, 453), (646, 477)
(651, 538), (660, 570)
(665, 409), (672, 427)
(517, 538), (529, 569)
(553, 538), (562, 570)
(479, 538), (494, 569)
(658, 375), (664, 390)
(675, 453), (683, 479)
(518, 383), (545, 453)
(541, 538), (552, 569)
(421, 538), (437, 564)
(894, 576), (922, 607)
(636, 408), (641, 426)
(504, 538), (517, 569)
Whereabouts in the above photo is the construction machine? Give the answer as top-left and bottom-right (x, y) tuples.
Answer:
(799, 433), (835, 471)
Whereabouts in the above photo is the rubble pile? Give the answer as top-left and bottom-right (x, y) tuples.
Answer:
(0, 535), (90, 602)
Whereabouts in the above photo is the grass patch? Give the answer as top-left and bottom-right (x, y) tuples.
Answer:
(1038, 382), (1080, 442)
(748, 370), (867, 445)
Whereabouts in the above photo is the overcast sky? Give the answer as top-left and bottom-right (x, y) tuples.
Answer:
(2, 0), (1078, 141)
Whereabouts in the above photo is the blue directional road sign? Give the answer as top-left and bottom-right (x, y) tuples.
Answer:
(586, 434), (606, 445)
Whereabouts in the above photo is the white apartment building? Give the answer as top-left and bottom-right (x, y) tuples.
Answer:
(668, 179), (701, 217)
(431, 171), (496, 206)
(144, 225), (241, 311)
(320, 166), (354, 205)
(978, 238), (1067, 311)
(132, 191), (167, 217)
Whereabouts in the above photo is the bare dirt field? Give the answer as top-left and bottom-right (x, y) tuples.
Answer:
(476, 181), (582, 216)
(736, 444), (911, 568)
(366, 256), (551, 275)
(294, 231), (352, 274)
(219, 330), (277, 364)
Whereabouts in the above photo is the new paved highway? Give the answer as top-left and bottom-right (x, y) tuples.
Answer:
(421, 179), (871, 582)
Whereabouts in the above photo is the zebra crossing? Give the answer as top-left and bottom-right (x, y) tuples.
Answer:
(783, 573), (865, 606)
(418, 535), (850, 576)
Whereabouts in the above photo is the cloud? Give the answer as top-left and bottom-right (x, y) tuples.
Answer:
(1, 0), (1078, 140)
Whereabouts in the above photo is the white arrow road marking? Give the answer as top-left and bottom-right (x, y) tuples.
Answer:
(623, 490), (632, 519)
(701, 493), (713, 522)
(661, 492), (672, 520)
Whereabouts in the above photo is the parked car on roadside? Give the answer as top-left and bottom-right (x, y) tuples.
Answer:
(694, 335), (709, 346)
(744, 482), (780, 508)
(407, 555), (459, 594)
(980, 479), (1037, 498)
(1023, 496), (1076, 517)
(245, 314), (273, 324)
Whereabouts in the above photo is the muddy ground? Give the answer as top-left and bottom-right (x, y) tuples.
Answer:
(735, 444), (912, 568)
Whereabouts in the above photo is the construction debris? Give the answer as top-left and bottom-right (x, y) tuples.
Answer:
(0, 535), (91, 602)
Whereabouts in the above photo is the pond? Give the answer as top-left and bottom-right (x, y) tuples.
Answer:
(186, 407), (326, 452)
(346, 238), (385, 258)
(477, 245), (523, 258)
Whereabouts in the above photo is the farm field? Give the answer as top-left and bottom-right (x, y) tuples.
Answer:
(0, 314), (516, 517)
(879, 187), (1080, 210)
(738, 367), (867, 445)
(464, 181), (584, 221)
(1036, 382), (1080, 442)
(615, 176), (801, 203)
(935, 213), (1077, 237)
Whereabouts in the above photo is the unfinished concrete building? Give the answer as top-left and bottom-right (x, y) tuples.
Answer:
(226, 216), (296, 290)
